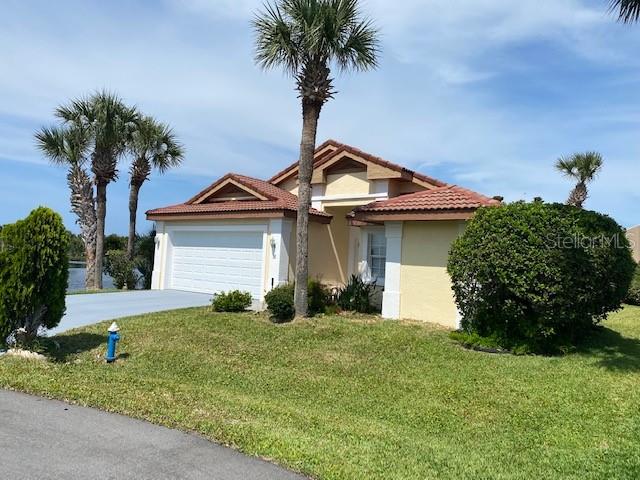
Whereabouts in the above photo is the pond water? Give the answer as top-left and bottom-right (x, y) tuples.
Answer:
(68, 264), (115, 292)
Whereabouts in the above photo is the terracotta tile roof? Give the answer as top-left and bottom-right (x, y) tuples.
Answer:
(268, 139), (447, 187)
(146, 173), (331, 219)
(354, 185), (501, 213)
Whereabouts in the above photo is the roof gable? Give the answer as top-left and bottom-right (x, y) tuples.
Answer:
(269, 140), (446, 189)
(147, 173), (332, 223)
(189, 175), (270, 204)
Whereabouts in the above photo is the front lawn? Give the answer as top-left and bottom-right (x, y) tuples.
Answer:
(1, 307), (640, 479)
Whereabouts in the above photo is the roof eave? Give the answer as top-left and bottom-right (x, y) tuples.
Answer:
(351, 209), (478, 222)
(146, 209), (332, 224)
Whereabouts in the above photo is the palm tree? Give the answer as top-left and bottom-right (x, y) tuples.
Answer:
(36, 124), (98, 289)
(56, 91), (138, 288)
(555, 152), (604, 208)
(253, 0), (380, 317)
(127, 116), (184, 259)
(610, 0), (640, 23)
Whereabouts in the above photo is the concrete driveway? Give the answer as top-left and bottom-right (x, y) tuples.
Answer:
(0, 390), (305, 480)
(49, 290), (212, 335)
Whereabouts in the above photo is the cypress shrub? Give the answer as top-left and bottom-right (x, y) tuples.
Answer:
(0, 207), (69, 345)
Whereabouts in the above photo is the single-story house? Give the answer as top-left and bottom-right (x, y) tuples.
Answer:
(627, 225), (640, 263)
(146, 140), (499, 328)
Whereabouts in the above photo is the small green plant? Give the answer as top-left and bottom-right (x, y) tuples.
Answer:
(264, 284), (295, 322)
(212, 290), (253, 312)
(626, 264), (640, 306)
(103, 250), (139, 290)
(337, 275), (376, 313)
(0, 207), (69, 345)
(308, 278), (331, 316)
(265, 280), (332, 321)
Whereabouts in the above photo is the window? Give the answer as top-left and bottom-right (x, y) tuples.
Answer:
(368, 232), (386, 284)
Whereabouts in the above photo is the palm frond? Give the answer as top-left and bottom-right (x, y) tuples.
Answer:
(35, 126), (68, 165)
(556, 152), (603, 182)
(573, 151), (604, 182)
(149, 123), (184, 174)
(336, 17), (380, 72)
(610, 0), (640, 23)
(35, 124), (90, 166)
(55, 96), (94, 130)
(253, 2), (300, 74)
(253, 0), (380, 81)
(129, 116), (184, 179)
(555, 156), (577, 178)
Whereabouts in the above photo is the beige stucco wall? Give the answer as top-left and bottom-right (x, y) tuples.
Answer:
(627, 226), (640, 263)
(399, 221), (465, 328)
(308, 206), (352, 285)
(324, 171), (370, 196)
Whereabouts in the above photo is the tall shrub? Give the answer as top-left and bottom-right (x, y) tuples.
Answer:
(0, 207), (69, 344)
(134, 230), (156, 289)
(103, 250), (138, 289)
(448, 202), (635, 352)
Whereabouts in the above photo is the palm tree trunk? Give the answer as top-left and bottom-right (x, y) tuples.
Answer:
(84, 240), (97, 290)
(95, 180), (107, 289)
(568, 181), (588, 209)
(294, 100), (321, 318)
(127, 182), (142, 260)
(67, 165), (98, 290)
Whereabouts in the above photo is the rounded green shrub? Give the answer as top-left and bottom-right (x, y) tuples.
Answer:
(626, 264), (640, 306)
(448, 201), (635, 353)
(212, 290), (252, 312)
(0, 207), (69, 344)
(264, 283), (295, 322)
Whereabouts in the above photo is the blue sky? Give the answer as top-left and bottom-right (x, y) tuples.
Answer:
(1, 0), (639, 234)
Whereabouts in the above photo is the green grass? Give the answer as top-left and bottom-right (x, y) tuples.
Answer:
(2, 307), (640, 479)
(67, 288), (122, 295)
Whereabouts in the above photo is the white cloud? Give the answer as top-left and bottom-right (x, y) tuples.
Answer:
(0, 0), (639, 228)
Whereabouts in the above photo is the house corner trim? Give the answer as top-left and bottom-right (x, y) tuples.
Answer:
(382, 221), (403, 319)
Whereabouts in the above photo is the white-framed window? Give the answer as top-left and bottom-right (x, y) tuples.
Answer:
(367, 232), (386, 285)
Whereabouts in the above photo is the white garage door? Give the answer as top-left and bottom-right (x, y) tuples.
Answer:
(169, 230), (264, 298)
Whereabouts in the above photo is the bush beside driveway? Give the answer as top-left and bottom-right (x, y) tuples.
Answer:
(2, 306), (640, 479)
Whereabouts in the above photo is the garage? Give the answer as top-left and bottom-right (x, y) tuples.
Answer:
(146, 173), (332, 307)
(169, 229), (265, 298)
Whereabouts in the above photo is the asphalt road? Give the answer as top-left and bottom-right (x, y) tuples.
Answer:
(0, 390), (306, 480)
